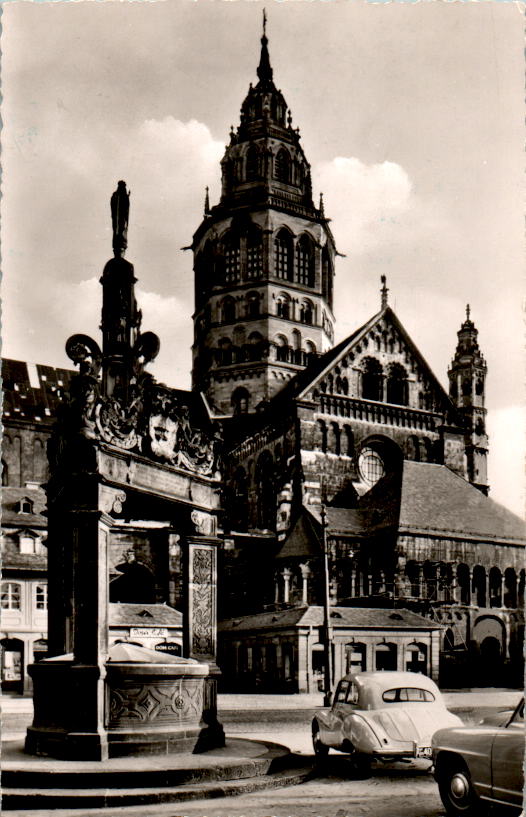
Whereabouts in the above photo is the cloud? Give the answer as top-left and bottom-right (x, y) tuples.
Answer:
(313, 157), (413, 254)
(487, 405), (525, 518)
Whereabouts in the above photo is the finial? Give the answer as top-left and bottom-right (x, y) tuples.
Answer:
(204, 186), (210, 216)
(466, 304), (471, 322)
(287, 109), (292, 128)
(319, 192), (324, 216)
(257, 9), (273, 82)
(110, 180), (130, 258)
(381, 275), (389, 309)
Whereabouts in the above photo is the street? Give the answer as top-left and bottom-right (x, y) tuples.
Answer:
(3, 692), (522, 817)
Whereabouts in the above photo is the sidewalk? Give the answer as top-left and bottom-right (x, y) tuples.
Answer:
(3, 688), (521, 714)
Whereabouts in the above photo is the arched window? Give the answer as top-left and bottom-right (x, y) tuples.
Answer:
(322, 245), (333, 305)
(406, 436), (419, 461)
(300, 300), (314, 325)
(362, 357), (383, 401)
(256, 451), (275, 530)
(317, 420), (328, 453)
(472, 565), (486, 607)
(405, 561), (421, 597)
(375, 643), (397, 671)
(246, 145), (259, 181)
(230, 467), (248, 531)
(343, 425), (354, 456)
(274, 230), (293, 281)
(221, 297), (236, 324)
(223, 232), (241, 283)
(305, 341), (317, 363)
(232, 387), (250, 416)
(457, 563), (471, 605)
(386, 363), (408, 406)
(1, 582), (21, 610)
(247, 226), (263, 279)
(247, 331), (264, 361)
(489, 567), (502, 608)
(275, 335), (289, 362)
(405, 643), (427, 673)
(330, 422), (341, 455)
(504, 568), (517, 609)
(462, 378), (472, 396)
(246, 292), (260, 318)
(296, 235), (315, 287)
(276, 293), (290, 319)
(18, 497), (34, 515)
(274, 148), (291, 184)
(218, 337), (233, 366)
(1, 460), (8, 487)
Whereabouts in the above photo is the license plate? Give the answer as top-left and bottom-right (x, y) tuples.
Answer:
(416, 747), (432, 758)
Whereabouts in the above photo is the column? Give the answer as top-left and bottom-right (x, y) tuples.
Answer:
(184, 536), (221, 668)
(300, 563), (311, 605)
(453, 564), (462, 603)
(282, 568), (292, 604)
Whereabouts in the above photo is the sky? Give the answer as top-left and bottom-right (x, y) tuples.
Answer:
(1, 0), (524, 516)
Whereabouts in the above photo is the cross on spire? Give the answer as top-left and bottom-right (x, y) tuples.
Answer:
(466, 304), (471, 321)
(263, 7), (267, 37)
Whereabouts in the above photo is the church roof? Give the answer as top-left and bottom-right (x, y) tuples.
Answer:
(219, 605), (442, 633)
(398, 461), (526, 544)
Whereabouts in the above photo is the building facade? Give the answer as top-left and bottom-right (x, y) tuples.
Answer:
(2, 22), (524, 696)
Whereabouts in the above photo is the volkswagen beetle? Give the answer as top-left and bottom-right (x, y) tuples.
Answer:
(312, 671), (462, 766)
(432, 697), (524, 815)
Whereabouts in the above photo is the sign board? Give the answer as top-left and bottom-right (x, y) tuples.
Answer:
(154, 642), (182, 656)
(130, 627), (168, 639)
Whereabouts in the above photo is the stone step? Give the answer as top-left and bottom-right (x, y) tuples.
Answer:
(2, 764), (314, 811)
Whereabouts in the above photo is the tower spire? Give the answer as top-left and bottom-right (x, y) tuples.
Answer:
(381, 275), (389, 309)
(257, 8), (273, 83)
(204, 186), (210, 216)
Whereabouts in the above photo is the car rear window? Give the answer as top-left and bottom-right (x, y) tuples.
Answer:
(382, 687), (435, 703)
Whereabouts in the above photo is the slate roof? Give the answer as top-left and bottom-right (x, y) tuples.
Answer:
(109, 603), (183, 627)
(2, 487), (48, 528)
(398, 461), (526, 544)
(2, 358), (74, 424)
(219, 605), (442, 632)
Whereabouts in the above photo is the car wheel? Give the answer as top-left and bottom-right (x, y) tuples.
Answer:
(351, 752), (372, 777)
(438, 762), (484, 816)
(312, 725), (329, 758)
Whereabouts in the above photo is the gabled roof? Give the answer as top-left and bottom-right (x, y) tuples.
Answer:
(219, 605), (442, 633)
(275, 508), (322, 560)
(276, 306), (457, 420)
(109, 603), (182, 627)
(398, 461), (526, 544)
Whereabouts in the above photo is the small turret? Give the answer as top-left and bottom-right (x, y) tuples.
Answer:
(448, 306), (488, 494)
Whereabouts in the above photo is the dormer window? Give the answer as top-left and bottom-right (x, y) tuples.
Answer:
(19, 531), (41, 555)
(17, 497), (34, 515)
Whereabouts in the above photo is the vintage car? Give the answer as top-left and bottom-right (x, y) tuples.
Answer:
(311, 671), (462, 766)
(432, 697), (524, 816)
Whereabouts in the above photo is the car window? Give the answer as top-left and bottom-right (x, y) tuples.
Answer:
(335, 680), (350, 703)
(345, 682), (359, 705)
(382, 687), (435, 703)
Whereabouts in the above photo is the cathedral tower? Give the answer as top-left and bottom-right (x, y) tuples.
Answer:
(191, 17), (336, 416)
(448, 306), (489, 494)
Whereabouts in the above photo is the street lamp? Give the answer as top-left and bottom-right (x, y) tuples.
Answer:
(320, 502), (333, 707)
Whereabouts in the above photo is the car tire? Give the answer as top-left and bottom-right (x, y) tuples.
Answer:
(351, 752), (372, 778)
(312, 724), (329, 759)
(438, 762), (485, 816)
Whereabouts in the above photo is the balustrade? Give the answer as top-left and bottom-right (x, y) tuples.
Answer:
(319, 394), (440, 431)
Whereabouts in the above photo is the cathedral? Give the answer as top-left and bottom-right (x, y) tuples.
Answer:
(2, 21), (524, 695)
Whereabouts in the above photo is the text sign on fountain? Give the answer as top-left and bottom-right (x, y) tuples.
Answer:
(25, 182), (224, 760)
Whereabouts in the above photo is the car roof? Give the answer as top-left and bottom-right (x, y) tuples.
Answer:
(338, 671), (439, 691)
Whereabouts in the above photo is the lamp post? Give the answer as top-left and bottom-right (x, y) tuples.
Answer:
(320, 502), (333, 707)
